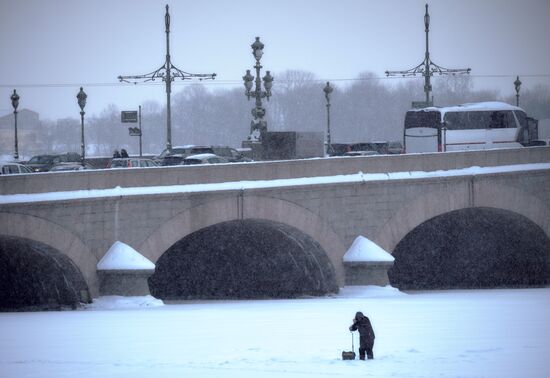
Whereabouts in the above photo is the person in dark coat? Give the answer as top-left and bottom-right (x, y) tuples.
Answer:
(120, 149), (129, 158)
(349, 311), (375, 360)
(113, 149), (121, 158)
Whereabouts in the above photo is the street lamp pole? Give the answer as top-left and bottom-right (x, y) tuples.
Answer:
(10, 89), (19, 160)
(514, 76), (522, 107)
(323, 82), (333, 156)
(243, 37), (273, 143)
(385, 4), (471, 106)
(118, 5), (216, 152)
(76, 87), (87, 163)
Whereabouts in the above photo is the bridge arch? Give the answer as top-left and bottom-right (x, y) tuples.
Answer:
(139, 195), (347, 287)
(372, 182), (550, 289)
(375, 180), (550, 254)
(0, 212), (97, 308)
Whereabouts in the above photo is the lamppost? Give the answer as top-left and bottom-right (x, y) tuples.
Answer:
(385, 4), (470, 107)
(10, 89), (19, 160)
(243, 37), (273, 143)
(323, 82), (333, 156)
(514, 76), (522, 107)
(76, 87), (87, 163)
(118, 5), (216, 152)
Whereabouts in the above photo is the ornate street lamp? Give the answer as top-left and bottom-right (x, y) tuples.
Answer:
(76, 87), (87, 163)
(514, 76), (522, 107)
(10, 89), (20, 160)
(118, 5), (215, 152)
(386, 4), (471, 107)
(243, 37), (273, 143)
(323, 82), (333, 156)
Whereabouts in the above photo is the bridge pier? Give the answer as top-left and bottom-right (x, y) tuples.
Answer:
(344, 262), (393, 286)
(96, 242), (156, 297)
(98, 270), (154, 296)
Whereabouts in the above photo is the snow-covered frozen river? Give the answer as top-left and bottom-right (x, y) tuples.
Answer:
(1, 287), (548, 378)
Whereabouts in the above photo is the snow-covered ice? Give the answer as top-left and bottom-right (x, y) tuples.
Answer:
(1, 287), (548, 377)
(86, 295), (164, 310)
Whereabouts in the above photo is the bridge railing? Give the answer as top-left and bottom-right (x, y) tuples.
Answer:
(1, 147), (549, 195)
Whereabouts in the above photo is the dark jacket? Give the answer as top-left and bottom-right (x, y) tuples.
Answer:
(349, 312), (375, 341)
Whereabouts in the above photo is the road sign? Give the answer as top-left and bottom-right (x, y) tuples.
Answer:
(128, 127), (142, 136)
(121, 111), (138, 123)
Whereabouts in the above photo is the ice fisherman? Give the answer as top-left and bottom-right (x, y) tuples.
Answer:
(349, 311), (375, 360)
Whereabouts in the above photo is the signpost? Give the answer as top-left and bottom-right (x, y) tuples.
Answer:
(121, 106), (142, 156)
(121, 111), (138, 123)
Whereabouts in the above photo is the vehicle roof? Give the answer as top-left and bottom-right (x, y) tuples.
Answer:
(344, 150), (379, 155)
(409, 101), (525, 122)
(112, 157), (152, 160)
(410, 101), (522, 113)
(0, 161), (27, 165)
(51, 162), (82, 167)
(184, 153), (218, 160)
(172, 145), (211, 149)
(172, 145), (199, 149)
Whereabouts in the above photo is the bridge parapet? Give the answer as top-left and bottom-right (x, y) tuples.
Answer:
(1, 147), (549, 196)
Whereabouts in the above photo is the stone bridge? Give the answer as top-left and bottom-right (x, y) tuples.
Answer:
(1, 147), (549, 309)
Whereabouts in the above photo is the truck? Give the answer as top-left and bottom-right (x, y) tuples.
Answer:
(263, 131), (324, 160)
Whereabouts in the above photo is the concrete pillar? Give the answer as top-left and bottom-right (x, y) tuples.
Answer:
(98, 269), (155, 296)
(344, 261), (394, 286)
(97, 241), (155, 297)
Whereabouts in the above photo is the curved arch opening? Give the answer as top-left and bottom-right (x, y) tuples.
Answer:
(388, 207), (550, 289)
(149, 219), (338, 299)
(0, 236), (91, 311)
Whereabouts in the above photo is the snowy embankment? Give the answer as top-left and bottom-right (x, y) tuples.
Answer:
(1, 287), (548, 378)
(86, 295), (164, 310)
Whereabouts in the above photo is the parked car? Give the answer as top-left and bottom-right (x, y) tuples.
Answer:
(387, 141), (404, 154)
(211, 146), (252, 162)
(0, 161), (33, 175)
(328, 143), (352, 156)
(526, 139), (549, 147)
(107, 158), (159, 168)
(343, 150), (379, 157)
(350, 142), (388, 154)
(182, 153), (229, 165)
(155, 145), (215, 166)
(48, 162), (95, 171)
(26, 153), (81, 172)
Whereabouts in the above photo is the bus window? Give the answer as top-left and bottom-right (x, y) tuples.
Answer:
(489, 111), (509, 129)
(444, 112), (470, 130)
(404, 111), (440, 129)
(513, 111), (529, 144)
(514, 110), (528, 130)
(505, 111), (516, 128)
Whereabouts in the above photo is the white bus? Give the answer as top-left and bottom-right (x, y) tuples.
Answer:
(403, 101), (536, 153)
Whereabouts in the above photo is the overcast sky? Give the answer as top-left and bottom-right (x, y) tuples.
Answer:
(1, 0), (549, 120)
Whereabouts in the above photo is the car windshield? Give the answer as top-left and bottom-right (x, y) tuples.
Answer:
(110, 160), (128, 168)
(29, 155), (55, 164)
(170, 148), (189, 155)
(191, 147), (214, 154)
